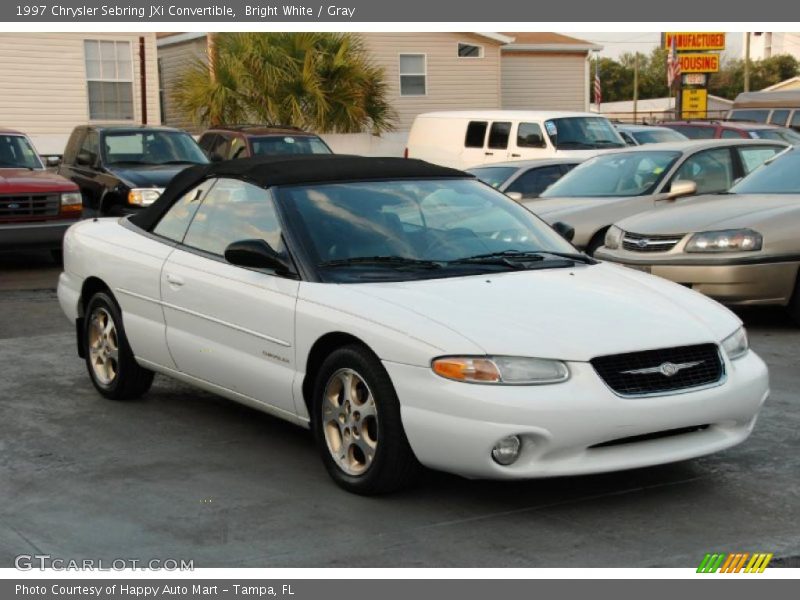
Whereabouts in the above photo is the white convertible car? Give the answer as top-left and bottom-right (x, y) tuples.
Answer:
(58, 155), (769, 494)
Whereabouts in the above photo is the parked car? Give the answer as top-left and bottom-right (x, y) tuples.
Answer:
(58, 125), (209, 216)
(526, 139), (787, 254)
(615, 124), (689, 146)
(0, 128), (82, 260)
(597, 146), (800, 324)
(728, 89), (800, 131)
(467, 158), (582, 200)
(406, 111), (626, 169)
(662, 120), (800, 145)
(58, 155), (768, 494)
(198, 125), (333, 161)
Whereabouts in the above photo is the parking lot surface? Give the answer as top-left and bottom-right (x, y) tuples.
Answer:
(1, 251), (799, 568)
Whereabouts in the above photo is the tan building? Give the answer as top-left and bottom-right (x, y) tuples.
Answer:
(156, 32), (599, 156)
(0, 33), (160, 154)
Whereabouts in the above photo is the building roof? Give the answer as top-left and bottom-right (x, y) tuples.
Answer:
(130, 155), (472, 231)
(763, 76), (800, 92)
(501, 32), (602, 53)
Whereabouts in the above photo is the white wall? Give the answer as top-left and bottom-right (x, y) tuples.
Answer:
(319, 132), (408, 157)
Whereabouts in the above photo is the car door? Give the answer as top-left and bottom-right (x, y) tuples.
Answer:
(483, 121), (512, 164)
(461, 120), (489, 167)
(160, 177), (300, 415)
(66, 129), (106, 214)
(509, 122), (551, 160)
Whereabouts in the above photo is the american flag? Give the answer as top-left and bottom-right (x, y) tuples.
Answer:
(667, 35), (681, 88)
(594, 59), (601, 110)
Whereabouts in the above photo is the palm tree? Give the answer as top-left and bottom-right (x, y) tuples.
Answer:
(173, 32), (395, 134)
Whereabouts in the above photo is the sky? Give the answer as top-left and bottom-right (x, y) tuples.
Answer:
(571, 32), (744, 61)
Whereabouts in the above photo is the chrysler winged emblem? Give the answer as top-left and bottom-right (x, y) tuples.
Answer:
(622, 360), (703, 377)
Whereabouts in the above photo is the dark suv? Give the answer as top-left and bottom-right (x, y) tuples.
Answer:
(661, 120), (800, 144)
(198, 125), (332, 162)
(58, 125), (208, 216)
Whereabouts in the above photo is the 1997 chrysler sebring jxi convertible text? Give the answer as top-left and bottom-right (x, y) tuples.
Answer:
(57, 155), (769, 494)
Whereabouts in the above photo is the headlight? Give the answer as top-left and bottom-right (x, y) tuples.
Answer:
(605, 225), (624, 250)
(60, 191), (82, 213)
(685, 229), (762, 253)
(128, 188), (164, 206)
(721, 327), (749, 360)
(431, 356), (569, 385)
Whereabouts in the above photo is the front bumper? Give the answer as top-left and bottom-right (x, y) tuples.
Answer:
(595, 249), (800, 306)
(385, 350), (768, 479)
(0, 219), (79, 251)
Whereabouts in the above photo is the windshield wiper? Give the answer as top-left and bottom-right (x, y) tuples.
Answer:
(318, 256), (442, 270)
(158, 160), (204, 165)
(450, 250), (595, 266)
(556, 141), (595, 149)
(592, 140), (626, 147)
(107, 160), (157, 166)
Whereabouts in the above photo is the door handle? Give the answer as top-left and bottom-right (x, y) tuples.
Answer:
(511, 153), (521, 158)
(165, 274), (184, 287)
(484, 152), (494, 156)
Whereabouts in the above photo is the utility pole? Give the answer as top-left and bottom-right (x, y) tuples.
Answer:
(633, 53), (639, 123)
(744, 32), (751, 92)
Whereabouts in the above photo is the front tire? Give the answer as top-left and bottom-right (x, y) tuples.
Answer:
(84, 292), (154, 400)
(311, 345), (421, 494)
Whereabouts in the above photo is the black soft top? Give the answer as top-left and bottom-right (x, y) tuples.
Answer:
(130, 154), (471, 231)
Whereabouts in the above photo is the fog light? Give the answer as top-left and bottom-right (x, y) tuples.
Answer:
(491, 435), (521, 466)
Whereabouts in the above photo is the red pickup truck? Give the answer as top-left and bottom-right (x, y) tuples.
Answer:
(0, 128), (82, 260)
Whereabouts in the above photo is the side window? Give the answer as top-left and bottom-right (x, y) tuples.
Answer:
(488, 122), (511, 150)
(769, 110), (789, 126)
(721, 129), (743, 139)
(672, 148), (734, 194)
(790, 111), (800, 132)
(619, 131), (637, 145)
(228, 136), (248, 159)
(153, 181), (213, 242)
(79, 130), (100, 164)
(506, 165), (565, 198)
(738, 146), (783, 174)
(517, 123), (546, 148)
(183, 178), (286, 259)
(198, 134), (218, 154)
(464, 121), (488, 148)
(673, 126), (715, 140)
(210, 135), (231, 161)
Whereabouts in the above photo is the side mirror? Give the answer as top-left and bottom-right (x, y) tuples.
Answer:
(667, 179), (697, 200)
(44, 155), (61, 167)
(506, 191), (523, 202)
(552, 221), (575, 242)
(224, 239), (292, 274)
(76, 151), (95, 166)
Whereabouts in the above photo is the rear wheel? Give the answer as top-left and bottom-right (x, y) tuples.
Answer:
(84, 292), (154, 400)
(311, 345), (421, 494)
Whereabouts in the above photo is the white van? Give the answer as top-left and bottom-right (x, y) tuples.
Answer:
(406, 110), (626, 170)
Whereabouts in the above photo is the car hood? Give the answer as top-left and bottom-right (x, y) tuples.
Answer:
(0, 168), (78, 193)
(108, 164), (199, 188)
(616, 193), (800, 234)
(527, 196), (637, 220)
(346, 263), (739, 361)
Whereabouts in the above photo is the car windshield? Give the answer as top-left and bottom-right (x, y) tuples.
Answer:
(546, 117), (626, 150)
(541, 150), (681, 198)
(729, 109), (770, 123)
(632, 129), (688, 144)
(278, 178), (581, 283)
(748, 128), (800, 144)
(730, 148), (800, 194)
(467, 166), (518, 188)
(250, 135), (332, 156)
(103, 131), (209, 166)
(0, 135), (43, 169)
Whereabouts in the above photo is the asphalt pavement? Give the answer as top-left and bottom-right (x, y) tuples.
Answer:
(1, 250), (799, 568)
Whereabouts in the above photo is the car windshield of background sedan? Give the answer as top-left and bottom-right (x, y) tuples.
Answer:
(0, 134), (44, 169)
(540, 151), (680, 198)
(546, 117), (626, 150)
(251, 135), (332, 156)
(632, 129), (687, 144)
(729, 148), (800, 194)
(467, 166), (518, 188)
(104, 131), (209, 166)
(747, 128), (800, 144)
(278, 178), (582, 282)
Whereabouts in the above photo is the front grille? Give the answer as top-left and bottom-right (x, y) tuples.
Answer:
(589, 424), (710, 449)
(622, 231), (684, 253)
(591, 343), (724, 396)
(0, 194), (60, 219)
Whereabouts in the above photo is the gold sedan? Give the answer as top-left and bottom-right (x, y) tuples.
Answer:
(596, 147), (800, 324)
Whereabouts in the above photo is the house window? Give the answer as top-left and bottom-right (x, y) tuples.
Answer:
(399, 54), (426, 96)
(458, 43), (484, 58)
(84, 40), (134, 120)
